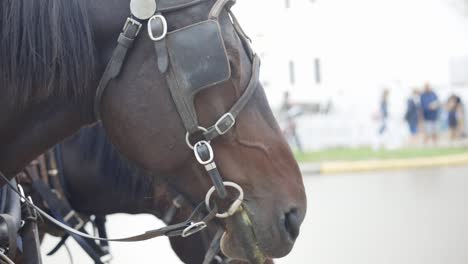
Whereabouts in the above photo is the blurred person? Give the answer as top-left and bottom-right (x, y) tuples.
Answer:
(404, 89), (422, 145)
(378, 89), (389, 135)
(372, 89), (390, 150)
(280, 91), (303, 152)
(420, 84), (440, 145)
(446, 94), (464, 140)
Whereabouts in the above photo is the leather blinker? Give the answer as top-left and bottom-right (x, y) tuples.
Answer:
(166, 20), (231, 99)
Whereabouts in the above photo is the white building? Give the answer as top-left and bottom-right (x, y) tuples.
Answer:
(234, 0), (468, 149)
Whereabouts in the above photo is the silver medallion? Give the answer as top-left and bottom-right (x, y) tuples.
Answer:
(130, 0), (157, 20)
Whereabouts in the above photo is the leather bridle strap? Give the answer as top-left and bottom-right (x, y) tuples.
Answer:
(203, 228), (226, 264)
(0, 169), (217, 243)
(94, 18), (142, 120)
(203, 55), (260, 141)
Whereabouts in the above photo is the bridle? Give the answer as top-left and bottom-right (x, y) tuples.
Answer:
(0, 0), (265, 262)
(93, 0), (259, 209)
(92, 0), (261, 251)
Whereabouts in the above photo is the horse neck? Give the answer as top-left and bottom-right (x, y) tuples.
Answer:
(0, 97), (94, 176)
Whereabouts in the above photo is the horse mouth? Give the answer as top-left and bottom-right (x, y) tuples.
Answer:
(219, 206), (268, 262)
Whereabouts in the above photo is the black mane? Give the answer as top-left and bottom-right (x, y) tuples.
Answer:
(0, 0), (96, 104)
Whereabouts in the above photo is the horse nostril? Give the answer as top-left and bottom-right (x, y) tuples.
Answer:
(284, 208), (300, 241)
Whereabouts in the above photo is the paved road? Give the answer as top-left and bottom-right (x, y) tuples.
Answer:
(42, 166), (468, 263)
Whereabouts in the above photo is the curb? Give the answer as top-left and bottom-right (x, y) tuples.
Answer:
(300, 153), (468, 175)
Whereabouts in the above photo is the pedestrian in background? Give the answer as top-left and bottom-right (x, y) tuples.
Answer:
(372, 89), (390, 150)
(404, 88), (421, 145)
(280, 91), (303, 152)
(446, 94), (464, 141)
(420, 83), (440, 145)
(378, 89), (390, 135)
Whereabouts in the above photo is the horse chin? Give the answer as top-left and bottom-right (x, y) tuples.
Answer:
(219, 208), (296, 261)
(219, 214), (269, 262)
(220, 230), (250, 261)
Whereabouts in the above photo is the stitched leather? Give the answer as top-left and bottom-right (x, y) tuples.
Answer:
(150, 14), (169, 73)
(167, 20), (231, 97)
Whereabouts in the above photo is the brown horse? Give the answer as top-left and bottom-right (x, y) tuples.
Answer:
(1, 0), (306, 261)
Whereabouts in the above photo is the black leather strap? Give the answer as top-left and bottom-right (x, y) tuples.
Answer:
(208, 0), (235, 19)
(0, 180), (21, 259)
(203, 55), (260, 141)
(149, 13), (169, 73)
(166, 66), (200, 133)
(162, 195), (185, 224)
(203, 228), (224, 264)
(94, 18), (142, 120)
(26, 167), (108, 263)
(94, 216), (110, 254)
(19, 198), (42, 264)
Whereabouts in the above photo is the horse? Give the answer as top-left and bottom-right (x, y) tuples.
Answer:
(20, 123), (275, 263)
(1, 0), (307, 262)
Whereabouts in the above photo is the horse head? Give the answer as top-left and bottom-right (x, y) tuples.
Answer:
(90, 0), (307, 260)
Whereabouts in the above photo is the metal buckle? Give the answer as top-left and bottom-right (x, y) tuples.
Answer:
(194, 141), (214, 165)
(17, 184), (26, 203)
(214, 113), (236, 135)
(123, 17), (143, 37)
(100, 253), (113, 264)
(182, 221), (207, 237)
(148, 15), (168, 41)
(64, 210), (85, 230)
(205, 182), (244, 219)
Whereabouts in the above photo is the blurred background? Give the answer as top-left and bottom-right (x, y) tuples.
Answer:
(43, 0), (468, 263)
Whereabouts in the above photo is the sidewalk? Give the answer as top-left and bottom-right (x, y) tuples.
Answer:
(300, 152), (468, 175)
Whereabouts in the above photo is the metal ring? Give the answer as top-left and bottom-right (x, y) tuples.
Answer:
(205, 182), (244, 218)
(148, 15), (167, 41)
(185, 127), (208, 150)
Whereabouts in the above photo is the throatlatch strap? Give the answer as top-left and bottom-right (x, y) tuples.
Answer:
(94, 18), (142, 120)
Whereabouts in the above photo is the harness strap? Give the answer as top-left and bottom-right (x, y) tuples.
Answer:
(162, 195), (185, 224)
(0, 170), (218, 243)
(0, 180), (21, 259)
(208, 0), (235, 19)
(166, 65), (201, 133)
(25, 165), (109, 264)
(203, 55), (260, 141)
(228, 10), (254, 62)
(202, 228), (225, 264)
(149, 13), (169, 73)
(19, 197), (42, 264)
(94, 216), (111, 255)
(94, 17), (142, 120)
